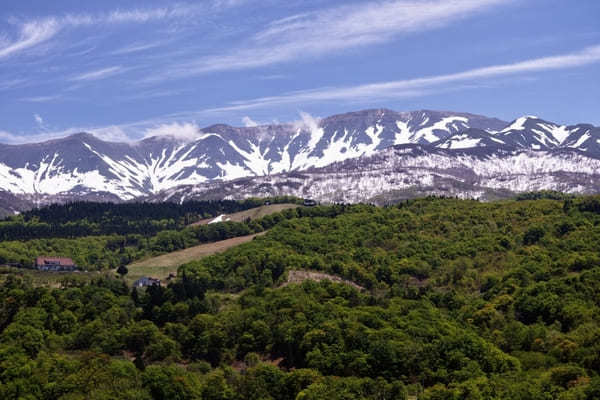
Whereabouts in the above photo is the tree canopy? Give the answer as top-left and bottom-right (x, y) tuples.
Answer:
(1, 195), (600, 399)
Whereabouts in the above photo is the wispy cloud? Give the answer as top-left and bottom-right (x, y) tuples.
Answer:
(0, 3), (229, 60)
(258, 74), (289, 81)
(155, 0), (512, 79)
(33, 113), (53, 132)
(242, 116), (259, 127)
(20, 94), (63, 103)
(0, 18), (60, 59)
(0, 126), (131, 144)
(204, 44), (600, 112)
(70, 66), (124, 81)
(5, 44), (599, 145)
(33, 113), (44, 125)
(0, 78), (28, 91)
(120, 88), (189, 102)
(110, 41), (165, 55)
(142, 122), (204, 141)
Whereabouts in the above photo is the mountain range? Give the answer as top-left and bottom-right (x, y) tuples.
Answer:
(1, 109), (599, 214)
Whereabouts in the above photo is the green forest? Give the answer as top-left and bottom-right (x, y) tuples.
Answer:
(1, 195), (600, 399)
(0, 197), (305, 268)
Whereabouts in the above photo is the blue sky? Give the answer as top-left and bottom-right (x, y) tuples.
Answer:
(0, 0), (599, 143)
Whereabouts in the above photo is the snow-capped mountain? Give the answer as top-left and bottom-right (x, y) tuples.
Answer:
(149, 145), (600, 205)
(497, 116), (600, 153)
(0, 109), (599, 212)
(433, 128), (517, 150)
(0, 110), (506, 200)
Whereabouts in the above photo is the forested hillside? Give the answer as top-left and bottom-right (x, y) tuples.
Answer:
(1, 196), (600, 399)
(0, 197), (303, 268)
(1, 197), (302, 241)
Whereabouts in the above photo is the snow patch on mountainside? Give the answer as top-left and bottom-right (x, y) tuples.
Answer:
(209, 214), (231, 224)
(152, 146), (600, 205)
(216, 161), (249, 180)
(1, 109), (599, 205)
(569, 131), (591, 148)
(502, 116), (534, 132)
(83, 142), (209, 195)
(0, 154), (138, 199)
(537, 123), (570, 145)
(227, 140), (271, 175)
(394, 121), (412, 145)
(413, 116), (469, 143)
(437, 134), (482, 149)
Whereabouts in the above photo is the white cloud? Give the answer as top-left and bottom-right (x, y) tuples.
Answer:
(0, 129), (75, 144)
(88, 126), (132, 142)
(0, 79), (28, 91)
(294, 112), (321, 133)
(110, 41), (165, 55)
(206, 44), (600, 112)
(0, 125), (132, 145)
(0, 3), (232, 60)
(161, 0), (511, 77)
(258, 74), (288, 81)
(142, 122), (202, 141)
(70, 66), (124, 81)
(106, 6), (191, 24)
(0, 18), (60, 59)
(20, 95), (62, 103)
(211, 0), (251, 9)
(242, 116), (258, 127)
(5, 43), (599, 145)
(32, 113), (52, 132)
(0, 130), (24, 143)
(120, 88), (188, 101)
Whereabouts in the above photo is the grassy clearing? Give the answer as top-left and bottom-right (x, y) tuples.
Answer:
(0, 266), (110, 287)
(281, 270), (365, 291)
(125, 232), (265, 283)
(190, 203), (299, 226)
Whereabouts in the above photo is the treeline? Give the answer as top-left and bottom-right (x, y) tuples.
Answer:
(515, 190), (576, 201)
(0, 205), (348, 269)
(0, 196), (303, 241)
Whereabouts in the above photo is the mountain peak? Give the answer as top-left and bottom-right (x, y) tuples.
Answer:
(34, 132), (100, 146)
(0, 108), (598, 206)
(202, 123), (235, 133)
(68, 132), (98, 141)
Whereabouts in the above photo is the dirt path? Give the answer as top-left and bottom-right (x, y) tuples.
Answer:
(190, 204), (299, 226)
(126, 232), (266, 282)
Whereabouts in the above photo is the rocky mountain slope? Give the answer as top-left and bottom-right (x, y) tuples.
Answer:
(147, 144), (600, 204)
(0, 109), (599, 212)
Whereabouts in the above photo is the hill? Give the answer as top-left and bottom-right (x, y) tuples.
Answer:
(1, 196), (600, 399)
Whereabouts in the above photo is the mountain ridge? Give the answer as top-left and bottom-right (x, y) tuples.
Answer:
(0, 109), (599, 213)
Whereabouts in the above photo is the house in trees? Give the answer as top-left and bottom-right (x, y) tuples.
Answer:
(133, 277), (161, 288)
(35, 257), (77, 271)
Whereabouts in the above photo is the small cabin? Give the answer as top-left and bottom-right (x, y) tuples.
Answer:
(35, 257), (77, 272)
(133, 277), (161, 288)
